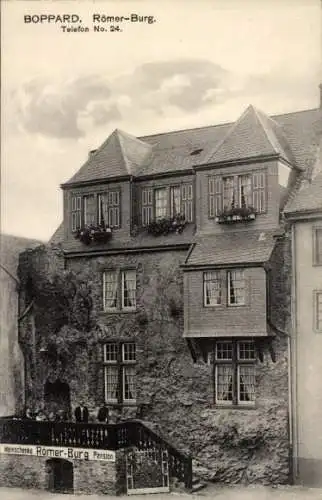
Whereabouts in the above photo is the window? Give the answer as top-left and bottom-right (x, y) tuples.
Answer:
(170, 186), (181, 217)
(223, 177), (237, 210)
(71, 196), (82, 231)
(98, 191), (121, 228)
(141, 184), (194, 225)
(103, 342), (136, 404)
(228, 270), (246, 306)
(314, 291), (322, 332)
(204, 271), (222, 306)
(103, 271), (118, 310)
(84, 195), (96, 226)
(239, 175), (252, 207)
(103, 270), (137, 311)
(122, 270), (137, 310)
(155, 188), (168, 219)
(213, 340), (256, 406)
(313, 228), (322, 265)
(208, 171), (266, 216)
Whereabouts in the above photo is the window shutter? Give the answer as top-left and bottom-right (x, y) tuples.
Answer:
(181, 183), (193, 222)
(108, 191), (120, 228)
(71, 195), (82, 231)
(209, 177), (222, 217)
(141, 188), (153, 225)
(252, 171), (266, 213)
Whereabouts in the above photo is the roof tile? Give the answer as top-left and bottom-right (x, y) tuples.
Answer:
(284, 172), (322, 214)
(185, 229), (277, 266)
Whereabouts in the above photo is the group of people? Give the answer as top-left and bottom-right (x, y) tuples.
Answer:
(74, 401), (109, 423)
(21, 402), (110, 424)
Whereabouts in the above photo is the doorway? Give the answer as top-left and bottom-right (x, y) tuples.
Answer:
(46, 458), (73, 493)
(44, 379), (71, 419)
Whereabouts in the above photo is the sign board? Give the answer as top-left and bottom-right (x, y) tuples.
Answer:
(0, 443), (115, 462)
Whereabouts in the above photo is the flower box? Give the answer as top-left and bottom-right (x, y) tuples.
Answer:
(74, 225), (112, 245)
(147, 215), (187, 236)
(215, 207), (256, 224)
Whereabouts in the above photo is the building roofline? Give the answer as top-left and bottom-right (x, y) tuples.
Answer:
(61, 175), (132, 189)
(138, 107), (320, 141)
(64, 243), (191, 258)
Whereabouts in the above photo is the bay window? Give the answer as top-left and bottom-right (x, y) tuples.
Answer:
(203, 269), (246, 307)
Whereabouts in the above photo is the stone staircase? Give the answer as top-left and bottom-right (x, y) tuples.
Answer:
(191, 475), (208, 494)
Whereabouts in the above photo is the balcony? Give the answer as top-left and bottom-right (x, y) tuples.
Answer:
(215, 206), (256, 224)
(0, 418), (192, 489)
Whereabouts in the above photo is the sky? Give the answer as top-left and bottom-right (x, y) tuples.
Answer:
(1, 0), (321, 241)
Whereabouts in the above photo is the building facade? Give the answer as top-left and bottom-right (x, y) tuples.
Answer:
(2, 102), (321, 494)
(285, 173), (322, 487)
(0, 234), (41, 416)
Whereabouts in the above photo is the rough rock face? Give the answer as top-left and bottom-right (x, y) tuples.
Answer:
(18, 239), (291, 485)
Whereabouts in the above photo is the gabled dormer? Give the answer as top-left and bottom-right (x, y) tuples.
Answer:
(195, 105), (300, 234)
(61, 129), (152, 248)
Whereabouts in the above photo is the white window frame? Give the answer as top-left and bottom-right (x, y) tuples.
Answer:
(155, 187), (168, 220)
(103, 342), (136, 404)
(121, 270), (137, 311)
(228, 269), (246, 306)
(214, 340), (256, 406)
(203, 271), (222, 307)
(83, 194), (96, 226)
(103, 271), (118, 311)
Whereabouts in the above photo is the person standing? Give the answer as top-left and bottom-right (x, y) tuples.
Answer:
(97, 403), (109, 423)
(74, 401), (89, 423)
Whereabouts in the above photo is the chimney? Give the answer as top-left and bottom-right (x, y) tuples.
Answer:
(88, 149), (97, 158)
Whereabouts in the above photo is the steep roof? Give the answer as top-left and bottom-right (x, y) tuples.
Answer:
(206, 105), (296, 165)
(284, 172), (322, 215)
(184, 229), (277, 267)
(62, 107), (321, 186)
(48, 222), (64, 245)
(64, 129), (152, 185)
(0, 234), (42, 280)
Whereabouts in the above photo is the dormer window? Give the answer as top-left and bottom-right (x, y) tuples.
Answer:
(71, 190), (121, 232)
(141, 183), (193, 225)
(209, 171), (266, 217)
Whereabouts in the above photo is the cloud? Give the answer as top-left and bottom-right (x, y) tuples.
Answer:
(10, 75), (114, 139)
(116, 59), (231, 112)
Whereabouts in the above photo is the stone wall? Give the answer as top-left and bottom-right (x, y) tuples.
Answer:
(0, 453), (117, 494)
(0, 455), (47, 490)
(18, 242), (291, 485)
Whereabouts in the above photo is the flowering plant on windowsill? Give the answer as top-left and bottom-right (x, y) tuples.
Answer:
(147, 214), (187, 236)
(74, 223), (112, 245)
(215, 206), (256, 224)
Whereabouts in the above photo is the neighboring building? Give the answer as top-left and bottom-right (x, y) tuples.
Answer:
(0, 234), (41, 416)
(1, 100), (321, 495)
(284, 173), (322, 487)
